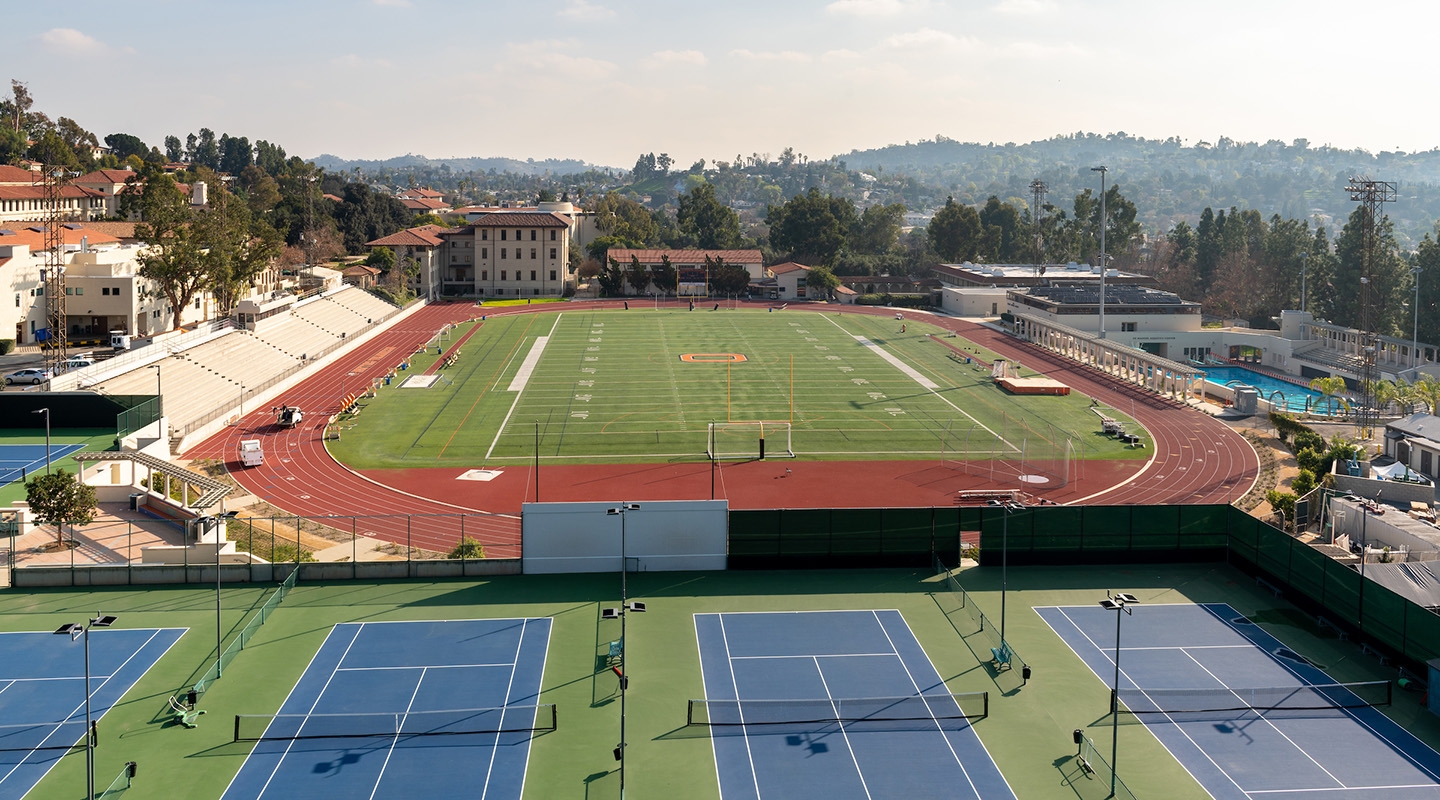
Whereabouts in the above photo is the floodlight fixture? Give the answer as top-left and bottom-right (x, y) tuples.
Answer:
(601, 608), (621, 620)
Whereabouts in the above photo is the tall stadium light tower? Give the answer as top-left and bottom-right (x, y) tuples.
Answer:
(1092, 166), (1108, 338)
(34, 167), (79, 373)
(1030, 178), (1048, 275)
(1345, 177), (1397, 440)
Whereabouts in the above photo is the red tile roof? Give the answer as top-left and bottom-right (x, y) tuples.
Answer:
(322, 193), (344, 203)
(342, 264), (382, 276)
(399, 197), (451, 211)
(366, 225), (446, 248)
(0, 224), (121, 250)
(0, 165), (37, 184)
(75, 169), (137, 185)
(0, 185), (103, 201)
(469, 212), (570, 228)
(605, 248), (763, 264)
(769, 262), (811, 274)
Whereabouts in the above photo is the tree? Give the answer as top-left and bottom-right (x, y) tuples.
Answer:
(1309, 376), (1350, 416)
(194, 128), (220, 170)
(677, 183), (742, 249)
(805, 264), (840, 300)
(766, 188), (855, 265)
(163, 135), (183, 162)
(593, 192), (658, 246)
(103, 133), (148, 162)
(849, 203), (906, 256)
(194, 183), (282, 315)
(599, 257), (626, 297)
(625, 255), (652, 295)
(237, 164), (281, 214)
(0, 126), (25, 164)
(366, 246), (396, 271)
(977, 196), (1025, 262)
(6, 80), (32, 133)
(651, 254), (677, 296)
(927, 196), (982, 262)
(1334, 206), (1406, 334)
(1413, 375), (1440, 413)
(25, 469), (97, 546)
(707, 256), (751, 296)
(134, 170), (211, 329)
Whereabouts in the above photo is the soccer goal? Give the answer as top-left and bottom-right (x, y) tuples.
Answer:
(707, 421), (795, 461)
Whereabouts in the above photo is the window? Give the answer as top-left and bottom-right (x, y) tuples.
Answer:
(534, 288), (540, 296)
(549, 248), (557, 260)
(515, 229), (522, 240)
(530, 230), (536, 241)
(452, 254), (459, 263)
(482, 247), (488, 259)
(500, 230), (507, 241)
(14, 294), (18, 307)
(481, 270), (487, 280)
(501, 271), (507, 280)
(497, 288), (504, 295)
(530, 248), (536, 260)
(550, 230), (556, 241)
(501, 248), (507, 259)
(530, 270), (536, 281)
(1121, 322), (1137, 332)
(549, 270), (556, 281)
(482, 230), (488, 240)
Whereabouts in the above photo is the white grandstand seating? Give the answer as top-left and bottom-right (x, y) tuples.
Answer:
(324, 288), (398, 323)
(251, 314), (340, 359)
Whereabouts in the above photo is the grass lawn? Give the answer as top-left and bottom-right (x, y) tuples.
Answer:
(329, 308), (1147, 468)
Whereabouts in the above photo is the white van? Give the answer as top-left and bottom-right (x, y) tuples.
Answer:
(59, 354), (96, 372)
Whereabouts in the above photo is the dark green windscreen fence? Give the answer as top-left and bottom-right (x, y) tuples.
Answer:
(725, 502), (1440, 671)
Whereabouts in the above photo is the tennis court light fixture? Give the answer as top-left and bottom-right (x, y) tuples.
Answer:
(987, 499), (1024, 650)
(1099, 592), (1138, 798)
(54, 612), (119, 800)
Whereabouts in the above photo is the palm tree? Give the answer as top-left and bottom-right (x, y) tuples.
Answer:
(1413, 376), (1440, 415)
(1309, 376), (1350, 417)
(1372, 379), (1401, 417)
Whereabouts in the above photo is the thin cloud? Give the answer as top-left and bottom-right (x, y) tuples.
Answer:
(883, 28), (963, 49)
(730, 49), (812, 63)
(38, 28), (121, 56)
(647, 50), (707, 67)
(372, 0), (412, 6)
(826, 0), (932, 16)
(559, 0), (616, 20)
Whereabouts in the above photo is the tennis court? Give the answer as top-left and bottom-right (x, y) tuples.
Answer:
(220, 618), (552, 800)
(1039, 602), (1440, 799)
(0, 443), (85, 485)
(0, 627), (185, 800)
(694, 609), (1015, 799)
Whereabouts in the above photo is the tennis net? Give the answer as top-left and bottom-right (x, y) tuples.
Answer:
(687, 692), (988, 727)
(1113, 680), (1392, 715)
(233, 704), (557, 742)
(0, 720), (92, 752)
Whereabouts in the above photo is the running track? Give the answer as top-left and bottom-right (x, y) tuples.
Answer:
(187, 301), (1257, 554)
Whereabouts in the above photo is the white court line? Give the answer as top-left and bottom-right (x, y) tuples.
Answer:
(1123, 644), (1253, 651)
(252, 624), (368, 798)
(516, 619), (554, 800)
(335, 662), (514, 672)
(1177, 646), (1343, 790)
(479, 618), (528, 800)
(485, 315), (562, 462)
(0, 628), (168, 789)
(729, 652), (898, 660)
(813, 656), (875, 800)
(1049, 607), (1245, 797)
(870, 611), (986, 800)
(1248, 783), (1440, 793)
(718, 615), (763, 800)
(367, 668), (428, 800)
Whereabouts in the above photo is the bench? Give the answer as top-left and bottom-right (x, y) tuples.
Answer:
(168, 696), (205, 728)
(1256, 576), (1283, 599)
(990, 642), (1013, 670)
(1316, 615), (1348, 640)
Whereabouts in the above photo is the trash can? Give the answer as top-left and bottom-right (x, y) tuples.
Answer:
(384, 376), (392, 386)
(129, 493), (144, 511)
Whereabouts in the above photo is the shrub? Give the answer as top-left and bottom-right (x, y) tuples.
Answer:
(1293, 429), (1324, 453)
(1295, 447), (1322, 474)
(1266, 489), (1297, 522)
(448, 537), (486, 559)
(0, 339), (13, 355)
(1291, 468), (1317, 497)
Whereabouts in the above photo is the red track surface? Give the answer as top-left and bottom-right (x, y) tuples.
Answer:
(187, 301), (1257, 554)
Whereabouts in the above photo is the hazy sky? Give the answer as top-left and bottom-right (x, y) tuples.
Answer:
(10, 0), (1438, 168)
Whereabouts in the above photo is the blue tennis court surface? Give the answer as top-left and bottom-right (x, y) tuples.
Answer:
(221, 618), (552, 800)
(0, 627), (186, 800)
(695, 609), (1015, 800)
(0, 443), (85, 485)
(1039, 602), (1440, 799)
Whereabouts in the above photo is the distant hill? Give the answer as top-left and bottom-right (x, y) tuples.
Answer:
(839, 133), (1440, 247)
(310, 153), (610, 176)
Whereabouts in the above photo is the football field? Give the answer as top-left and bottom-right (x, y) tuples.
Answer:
(328, 308), (1143, 468)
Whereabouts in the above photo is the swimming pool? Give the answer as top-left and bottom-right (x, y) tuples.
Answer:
(1201, 365), (1333, 413)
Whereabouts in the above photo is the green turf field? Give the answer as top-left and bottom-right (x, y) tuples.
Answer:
(5, 564), (1434, 800)
(329, 309), (1147, 468)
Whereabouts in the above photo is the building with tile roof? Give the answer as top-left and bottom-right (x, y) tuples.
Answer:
(0, 166), (107, 224)
(364, 225), (448, 301)
(411, 212), (572, 298)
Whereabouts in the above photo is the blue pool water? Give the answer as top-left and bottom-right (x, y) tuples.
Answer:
(1201, 365), (1331, 413)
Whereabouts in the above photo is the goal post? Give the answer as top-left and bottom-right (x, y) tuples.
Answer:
(707, 421), (794, 461)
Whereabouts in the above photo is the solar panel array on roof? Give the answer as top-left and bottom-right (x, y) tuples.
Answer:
(1025, 285), (1184, 305)
(64, 223), (83, 230)
(0, 230), (14, 236)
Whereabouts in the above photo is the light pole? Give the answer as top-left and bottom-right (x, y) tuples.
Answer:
(32, 408), (51, 475)
(55, 613), (119, 800)
(1412, 265), (1423, 370)
(211, 510), (239, 680)
(1092, 166), (1108, 338)
(1099, 591), (1139, 798)
(603, 503), (645, 798)
(148, 363), (161, 417)
(988, 499), (1024, 646)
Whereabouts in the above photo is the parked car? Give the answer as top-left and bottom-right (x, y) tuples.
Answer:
(4, 368), (53, 386)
